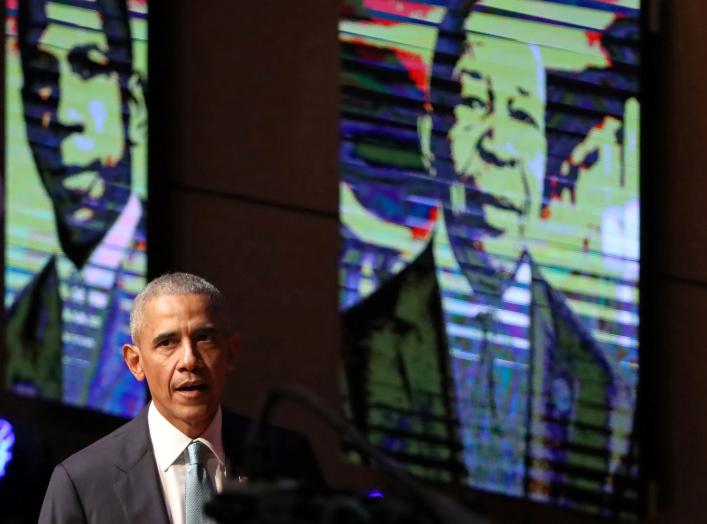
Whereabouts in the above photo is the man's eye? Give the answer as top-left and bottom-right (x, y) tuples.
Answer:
(196, 333), (216, 344)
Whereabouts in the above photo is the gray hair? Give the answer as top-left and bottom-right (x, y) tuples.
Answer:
(130, 272), (229, 342)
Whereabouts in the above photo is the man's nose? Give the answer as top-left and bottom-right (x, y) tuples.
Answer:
(179, 341), (201, 371)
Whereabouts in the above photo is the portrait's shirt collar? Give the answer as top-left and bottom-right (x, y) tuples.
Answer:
(433, 211), (532, 314)
(148, 401), (225, 472)
(57, 192), (143, 287)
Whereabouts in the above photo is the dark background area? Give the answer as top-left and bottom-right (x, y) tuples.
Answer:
(1, 1), (707, 523)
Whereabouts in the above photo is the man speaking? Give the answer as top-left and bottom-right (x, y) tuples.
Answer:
(39, 273), (321, 523)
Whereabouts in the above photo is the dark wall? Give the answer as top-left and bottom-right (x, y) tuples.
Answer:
(152, 1), (707, 523)
(150, 0), (378, 494)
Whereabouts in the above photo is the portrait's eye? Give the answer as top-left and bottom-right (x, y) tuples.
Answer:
(22, 54), (59, 102)
(462, 96), (487, 112)
(37, 86), (53, 101)
(68, 46), (113, 80)
(87, 48), (110, 67)
(509, 102), (539, 129)
(26, 81), (56, 103)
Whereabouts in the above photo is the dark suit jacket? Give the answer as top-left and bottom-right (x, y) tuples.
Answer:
(38, 407), (322, 524)
(343, 241), (629, 506)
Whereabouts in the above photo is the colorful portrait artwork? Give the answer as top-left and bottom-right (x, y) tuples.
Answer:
(0, 418), (14, 479)
(340, 0), (640, 516)
(4, 0), (148, 418)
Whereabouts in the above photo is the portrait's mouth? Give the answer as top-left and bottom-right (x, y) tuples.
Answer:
(452, 174), (526, 215)
(479, 192), (524, 215)
(449, 176), (530, 238)
(48, 159), (102, 179)
(459, 184), (527, 235)
(61, 170), (105, 200)
(53, 169), (106, 225)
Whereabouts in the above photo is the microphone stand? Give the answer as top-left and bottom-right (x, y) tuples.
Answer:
(206, 385), (489, 524)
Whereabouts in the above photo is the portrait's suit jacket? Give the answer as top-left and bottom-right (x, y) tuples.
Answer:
(38, 407), (323, 524)
(343, 241), (629, 495)
(6, 203), (147, 411)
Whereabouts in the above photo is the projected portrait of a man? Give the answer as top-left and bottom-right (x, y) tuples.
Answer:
(5, 0), (147, 416)
(340, 0), (638, 513)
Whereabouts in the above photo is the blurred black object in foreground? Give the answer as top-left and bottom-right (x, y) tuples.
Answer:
(206, 386), (488, 524)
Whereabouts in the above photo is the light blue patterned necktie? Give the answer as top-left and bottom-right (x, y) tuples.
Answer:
(185, 440), (216, 524)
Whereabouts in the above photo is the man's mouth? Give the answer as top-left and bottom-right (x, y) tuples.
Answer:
(174, 381), (209, 393)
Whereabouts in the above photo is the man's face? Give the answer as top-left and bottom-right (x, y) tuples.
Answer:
(124, 294), (239, 438)
(443, 29), (546, 272)
(19, 0), (132, 265)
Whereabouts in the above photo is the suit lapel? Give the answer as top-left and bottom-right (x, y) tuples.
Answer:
(112, 408), (170, 524)
(6, 256), (63, 399)
(221, 410), (251, 478)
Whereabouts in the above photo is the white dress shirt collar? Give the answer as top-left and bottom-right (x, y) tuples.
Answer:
(148, 403), (227, 524)
(148, 402), (225, 471)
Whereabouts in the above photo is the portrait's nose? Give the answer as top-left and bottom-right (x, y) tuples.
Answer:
(55, 65), (86, 136)
(476, 122), (518, 169)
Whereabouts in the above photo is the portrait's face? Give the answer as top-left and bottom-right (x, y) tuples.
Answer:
(437, 28), (547, 274)
(123, 294), (239, 438)
(18, 0), (137, 267)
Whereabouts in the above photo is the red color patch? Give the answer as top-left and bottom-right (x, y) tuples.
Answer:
(393, 48), (429, 95)
(410, 206), (439, 240)
(364, 0), (436, 19)
(586, 30), (602, 48)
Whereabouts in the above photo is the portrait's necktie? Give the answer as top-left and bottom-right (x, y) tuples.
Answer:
(185, 440), (216, 524)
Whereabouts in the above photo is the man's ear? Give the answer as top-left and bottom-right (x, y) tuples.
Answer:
(123, 343), (146, 382)
(418, 113), (435, 175)
(127, 72), (147, 145)
(226, 333), (240, 373)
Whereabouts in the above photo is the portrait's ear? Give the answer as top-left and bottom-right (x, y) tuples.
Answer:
(123, 343), (146, 382)
(562, 116), (622, 179)
(418, 113), (435, 175)
(127, 72), (147, 145)
(226, 333), (240, 373)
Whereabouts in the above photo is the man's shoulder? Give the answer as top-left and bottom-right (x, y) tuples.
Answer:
(61, 410), (148, 478)
(221, 409), (311, 449)
(221, 409), (324, 485)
